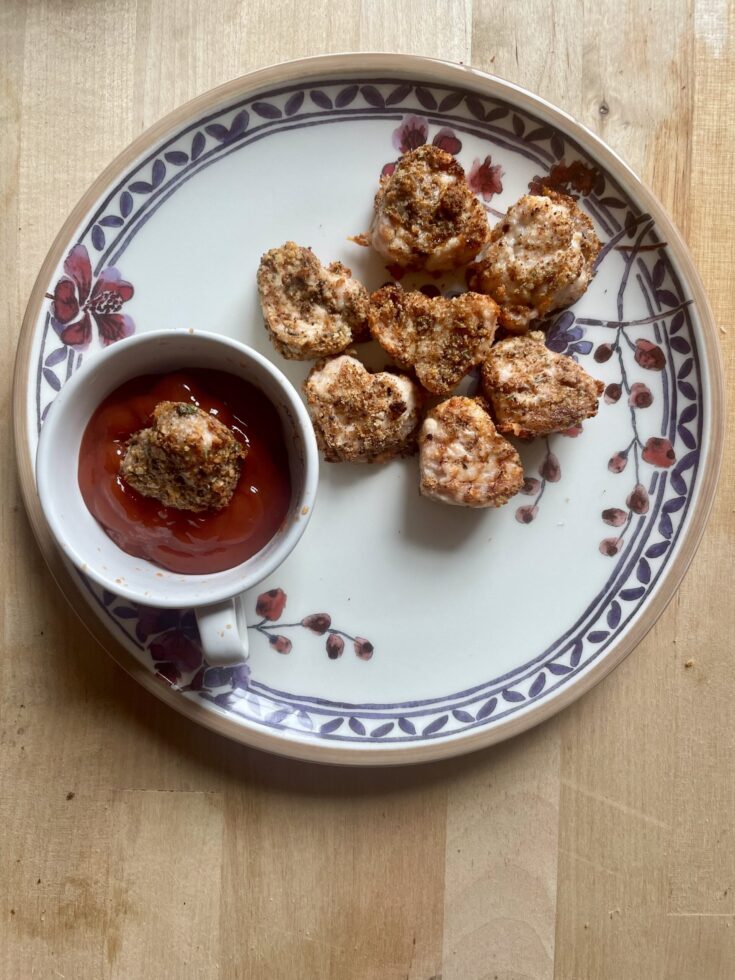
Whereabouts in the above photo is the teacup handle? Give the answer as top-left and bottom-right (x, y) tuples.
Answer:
(195, 595), (249, 667)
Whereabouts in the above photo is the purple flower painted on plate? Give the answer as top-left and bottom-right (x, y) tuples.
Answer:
(231, 663), (251, 690)
(545, 312), (592, 359)
(467, 155), (503, 200)
(182, 662), (250, 694)
(49, 244), (134, 350)
(392, 114), (428, 153)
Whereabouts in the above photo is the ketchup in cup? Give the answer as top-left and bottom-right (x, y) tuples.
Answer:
(78, 370), (292, 574)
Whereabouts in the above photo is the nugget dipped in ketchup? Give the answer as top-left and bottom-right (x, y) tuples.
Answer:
(78, 370), (292, 575)
(120, 400), (247, 512)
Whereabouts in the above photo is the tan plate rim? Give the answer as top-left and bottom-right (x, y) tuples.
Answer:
(13, 52), (725, 767)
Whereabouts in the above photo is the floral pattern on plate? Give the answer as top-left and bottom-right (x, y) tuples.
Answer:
(31, 73), (704, 746)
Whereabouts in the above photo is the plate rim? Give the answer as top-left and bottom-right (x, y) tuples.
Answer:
(13, 52), (725, 766)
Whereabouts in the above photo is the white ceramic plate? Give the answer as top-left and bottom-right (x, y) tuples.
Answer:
(14, 54), (724, 765)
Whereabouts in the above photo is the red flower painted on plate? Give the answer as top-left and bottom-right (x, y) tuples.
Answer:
(386, 263), (407, 280)
(604, 383), (622, 404)
(560, 423), (583, 437)
(602, 508), (627, 527)
(634, 339), (666, 371)
(432, 127), (462, 155)
(155, 662), (180, 685)
(135, 608), (201, 681)
(528, 160), (598, 198)
(326, 634), (344, 659)
(629, 382), (653, 408)
(256, 588), (286, 620)
(626, 483), (650, 514)
(248, 590), (371, 662)
(521, 477), (541, 495)
(381, 161), (397, 179)
(149, 627), (202, 675)
(642, 437), (676, 468)
(392, 115), (428, 153)
(540, 452), (561, 483)
(599, 537), (623, 556)
(594, 343), (614, 363)
(467, 156), (504, 201)
(608, 452), (628, 474)
(269, 635), (292, 654)
(515, 505), (538, 524)
(50, 244), (134, 350)
(354, 637), (374, 661)
(301, 613), (331, 635)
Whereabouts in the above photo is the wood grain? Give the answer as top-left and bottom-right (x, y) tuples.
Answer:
(1, 1), (733, 977)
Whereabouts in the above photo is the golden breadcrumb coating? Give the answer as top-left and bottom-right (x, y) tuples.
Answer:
(482, 331), (604, 439)
(419, 396), (524, 508)
(120, 401), (246, 512)
(467, 190), (601, 332)
(303, 354), (424, 463)
(369, 285), (499, 395)
(257, 241), (370, 359)
(370, 145), (489, 272)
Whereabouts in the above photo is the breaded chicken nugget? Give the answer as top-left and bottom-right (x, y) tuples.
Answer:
(419, 396), (524, 507)
(369, 285), (499, 395)
(120, 402), (246, 512)
(467, 191), (601, 333)
(257, 242), (369, 359)
(304, 354), (423, 463)
(370, 145), (489, 272)
(482, 331), (604, 439)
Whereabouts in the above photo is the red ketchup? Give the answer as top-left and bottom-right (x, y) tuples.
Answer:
(78, 370), (292, 574)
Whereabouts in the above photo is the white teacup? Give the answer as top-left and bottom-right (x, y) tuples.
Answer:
(36, 329), (319, 666)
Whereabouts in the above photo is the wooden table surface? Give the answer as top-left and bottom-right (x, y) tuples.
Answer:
(2, 1), (734, 977)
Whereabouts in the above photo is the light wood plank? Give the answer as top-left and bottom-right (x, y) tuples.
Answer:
(220, 756), (447, 979)
(107, 790), (224, 978)
(1, 1), (734, 978)
(443, 725), (561, 980)
(553, 1), (735, 976)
